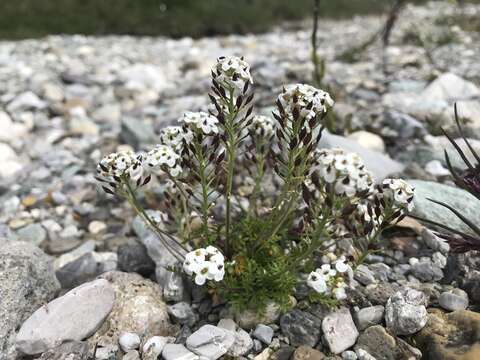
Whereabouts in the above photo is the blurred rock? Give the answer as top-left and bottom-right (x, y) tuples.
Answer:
(0, 242), (60, 360)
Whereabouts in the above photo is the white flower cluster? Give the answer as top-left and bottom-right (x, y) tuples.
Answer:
(307, 255), (352, 300)
(278, 84), (334, 121)
(183, 246), (225, 285)
(145, 144), (183, 177)
(213, 56), (253, 92)
(382, 178), (415, 212)
(314, 148), (374, 197)
(354, 201), (384, 234)
(179, 111), (219, 135)
(96, 150), (143, 183)
(159, 126), (193, 151)
(250, 115), (275, 138)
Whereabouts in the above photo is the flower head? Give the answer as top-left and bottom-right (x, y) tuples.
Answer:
(250, 115), (275, 138)
(382, 178), (415, 212)
(277, 84), (334, 122)
(213, 56), (253, 92)
(313, 148), (374, 198)
(307, 255), (353, 300)
(159, 126), (193, 151)
(145, 144), (182, 177)
(183, 246), (225, 285)
(307, 271), (328, 293)
(95, 150), (146, 194)
(179, 111), (219, 136)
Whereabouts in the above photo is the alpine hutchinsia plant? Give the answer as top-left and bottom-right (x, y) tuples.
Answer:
(95, 55), (415, 312)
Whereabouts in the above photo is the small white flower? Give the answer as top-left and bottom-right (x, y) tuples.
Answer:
(213, 56), (253, 92)
(145, 144), (182, 177)
(334, 256), (351, 273)
(250, 115), (275, 137)
(159, 126), (193, 151)
(179, 111), (219, 135)
(382, 178), (415, 212)
(318, 264), (337, 278)
(307, 271), (328, 294)
(183, 246), (225, 285)
(96, 150), (145, 193)
(313, 148), (374, 198)
(277, 84), (334, 122)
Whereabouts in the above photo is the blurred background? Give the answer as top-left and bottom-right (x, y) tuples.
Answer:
(0, 0), (432, 39)
(2, 2), (480, 359)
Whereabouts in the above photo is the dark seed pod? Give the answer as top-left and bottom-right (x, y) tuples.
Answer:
(243, 81), (250, 94)
(102, 186), (115, 195)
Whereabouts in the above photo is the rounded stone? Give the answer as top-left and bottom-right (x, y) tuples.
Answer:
(16, 279), (115, 355)
(119, 332), (141, 352)
(439, 289), (469, 311)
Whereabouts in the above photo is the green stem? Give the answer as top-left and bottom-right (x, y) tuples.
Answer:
(123, 180), (186, 260)
(249, 149), (265, 218)
(195, 142), (211, 241)
(166, 175), (191, 237)
(224, 89), (238, 258)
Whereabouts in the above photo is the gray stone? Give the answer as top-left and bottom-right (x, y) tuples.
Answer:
(186, 325), (235, 359)
(228, 328), (253, 357)
(163, 270), (186, 302)
(7, 91), (46, 112)
(420, 72), (480, 103)
(318, 131), (404, 181)
(342, 350), (357, 360)
(16, 223), (47, 246)
(119, 63), (167, 92)
(137, 228), (178, 286)
(162, 344), (199, 360)
(119, 332), (140, 352)
(355, 325), (421, 360)
(385, 288), (428, 335)
(365, 282), (402, 306)
(0, 242), (60, 360)
(38, 341), (89, 360)
(120, 117), (155, 149)
(94, 344), (118, 359)
(0, 142), (23, 178)
(354, 265), (376, 286)
(388, 79), (427, 94)
(16, 279), (115, 355)
(142, 336), (173, 360)
(56, 252), (98, 289)
(355, 349), (376, 360)
(354, 305), (384, 331)
(411, 260), (444, 282)
(167, 302), (198, 327)
(439, 288), (469, 311)
(322, 307), (359, 354)
(369, 263), (392, 282)
(217, 318), (237, 333)
(421, 228), (450, 254)
(89, 272), (173, 347)
(280, 309), (322, 347)
(236, 301), (282, 329)
(383, 110), (427, 139)
(409, 180), (480, 236)
(122, 350), (140, 360)
(117, 240), (155, 277)
(253, 324), (274, 345)
(292, 345), (325, 359)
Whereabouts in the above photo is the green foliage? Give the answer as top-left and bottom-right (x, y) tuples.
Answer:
(218, 216), (296, 313)
(1, 0), (400, 39)
(306, 292), (341, 308)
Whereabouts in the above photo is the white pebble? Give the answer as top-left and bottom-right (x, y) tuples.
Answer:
(119, 332), (140, 352)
